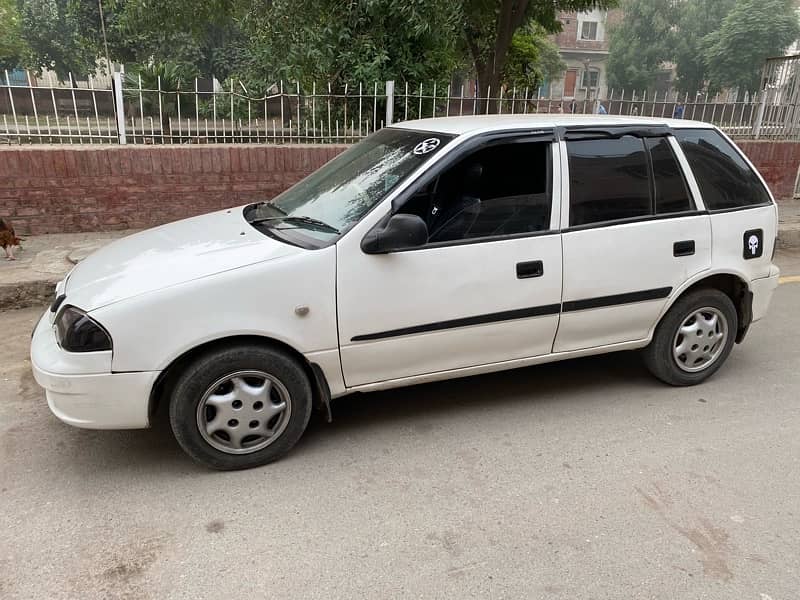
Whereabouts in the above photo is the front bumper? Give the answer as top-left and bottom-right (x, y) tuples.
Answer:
(751, 265), (781, 322)
(30, 311), (157, 429)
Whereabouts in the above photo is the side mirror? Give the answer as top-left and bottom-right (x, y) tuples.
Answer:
(361, 214), (429, 254)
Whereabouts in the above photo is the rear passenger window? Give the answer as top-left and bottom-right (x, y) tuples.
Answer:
(675, 129), (771, 210)
(646, 138), (694, 214)
(567, 137), (650, 226)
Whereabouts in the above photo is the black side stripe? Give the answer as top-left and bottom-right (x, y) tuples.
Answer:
(350, 304), (561, 342)
(562, 287), (672, 312)
(350, 286), (672, 342)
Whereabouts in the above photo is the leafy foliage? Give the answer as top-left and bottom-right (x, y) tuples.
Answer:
(123, 61), (196, 116)
(704, 0), (800, 94)
(462, 0), (618, 103)
(609, 0), (800, 94)
(18, 0), (98, 80)
(502, 24), (566, 91)
(1, 0), (26, 71)
(671, 0), (735, 94)
(239, 0), (463, 87)
(607, 0), (676, 91)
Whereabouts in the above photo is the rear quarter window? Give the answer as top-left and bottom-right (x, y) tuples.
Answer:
(675, 129), (772, 211)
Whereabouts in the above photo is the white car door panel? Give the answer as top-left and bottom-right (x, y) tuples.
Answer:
(338, 235), (562, 386)
(555, 215), (711, 352)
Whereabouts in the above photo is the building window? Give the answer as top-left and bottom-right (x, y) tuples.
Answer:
(580, 21), (599, 40)
(581, 69), (600, 89)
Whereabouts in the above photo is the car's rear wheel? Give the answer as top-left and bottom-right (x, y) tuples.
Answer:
(169, 344), (312, 470)
(643, 288), (737, 386)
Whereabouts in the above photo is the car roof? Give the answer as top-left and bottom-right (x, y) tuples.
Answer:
(390, 114), (711, 136)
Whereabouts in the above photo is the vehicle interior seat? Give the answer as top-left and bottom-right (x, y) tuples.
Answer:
(429, 162), (483, 242)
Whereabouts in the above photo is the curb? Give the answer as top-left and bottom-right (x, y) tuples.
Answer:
(778, 224), (800, 250)
(0, 279), (59, 312)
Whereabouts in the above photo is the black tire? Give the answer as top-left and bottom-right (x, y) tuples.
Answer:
(643, 288), (737, 386)
(169, 343), (312, 470)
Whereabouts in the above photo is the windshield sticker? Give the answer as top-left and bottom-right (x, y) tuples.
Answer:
(413, 138), (441, 155)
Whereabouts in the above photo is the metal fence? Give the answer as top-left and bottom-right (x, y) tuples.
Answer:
(3, 61), (800, 145)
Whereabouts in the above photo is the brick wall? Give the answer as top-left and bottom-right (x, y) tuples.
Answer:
(1, 140), (798, 236)
(736, 140), (800, 201)
(0, 145), (347, 235)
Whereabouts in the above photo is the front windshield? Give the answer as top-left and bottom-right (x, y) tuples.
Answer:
(245, 128), (454, 245)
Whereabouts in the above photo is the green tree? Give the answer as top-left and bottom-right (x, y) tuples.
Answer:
(606, 0), (675, 91)
(672, 0), (735, 94)
(703, 0), (800, 95)
(462, 0), (618, 106)
(109, 0), (248, 79)
(1, 0), (26, 71)
(239, 0), (462, 86)
(502, 24), (566, 91)
(18, 0), (98, 80)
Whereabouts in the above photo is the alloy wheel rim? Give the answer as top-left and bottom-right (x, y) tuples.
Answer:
(672, 307), (728, 373)
(196, 370), (292, 455)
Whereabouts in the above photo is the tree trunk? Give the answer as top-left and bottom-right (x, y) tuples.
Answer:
(468, 0), (530, 114)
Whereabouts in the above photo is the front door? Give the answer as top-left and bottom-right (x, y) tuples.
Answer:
(337, 137), (563, 387)
(564, 70), (578, 98)
(554, 134), (712, 352)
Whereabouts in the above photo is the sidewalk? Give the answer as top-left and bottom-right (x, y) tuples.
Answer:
(0, 231), (133, 310)
(779, 197), (800, 248)
(2, 202), (800, 311)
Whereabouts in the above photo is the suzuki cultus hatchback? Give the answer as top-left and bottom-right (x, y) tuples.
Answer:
(32, 115), (780, 469)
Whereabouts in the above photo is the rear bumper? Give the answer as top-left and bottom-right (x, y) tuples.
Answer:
(751, 265), (780, 323)
(30, 311), (157, 429)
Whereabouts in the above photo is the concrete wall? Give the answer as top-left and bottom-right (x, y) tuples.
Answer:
(1, 141), (798, 236)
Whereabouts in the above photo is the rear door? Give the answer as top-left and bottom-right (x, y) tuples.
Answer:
(554, 132), (712, 353)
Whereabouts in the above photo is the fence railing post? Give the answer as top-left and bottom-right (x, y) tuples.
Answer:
(113, 69), (127, 144)
(385, 80), (395, 126)
(753, 90), (767, 140)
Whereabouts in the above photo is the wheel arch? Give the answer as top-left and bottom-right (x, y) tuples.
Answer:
(656, 271), (752, 344)
(148, 335), (332, 425)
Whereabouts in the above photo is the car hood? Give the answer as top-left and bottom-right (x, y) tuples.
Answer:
(65, 208), (300, 311)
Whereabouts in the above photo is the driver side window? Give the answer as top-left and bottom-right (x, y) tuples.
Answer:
(397, 140), (553, 244)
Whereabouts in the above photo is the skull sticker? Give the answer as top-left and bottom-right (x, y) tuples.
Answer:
(742, 229), (763, 259)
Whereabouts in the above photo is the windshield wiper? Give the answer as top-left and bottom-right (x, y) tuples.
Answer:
(248, 215), (340, 234)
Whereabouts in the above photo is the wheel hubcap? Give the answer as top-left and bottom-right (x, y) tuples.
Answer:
(672, 307), (728, 373)
(196, 370), (291, 455)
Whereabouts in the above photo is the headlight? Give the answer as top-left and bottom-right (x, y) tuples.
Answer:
(55, 306), (112, 352)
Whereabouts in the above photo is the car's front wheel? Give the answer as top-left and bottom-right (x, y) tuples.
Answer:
(643, 288), (737, 386)
(169, 343), (313, 470)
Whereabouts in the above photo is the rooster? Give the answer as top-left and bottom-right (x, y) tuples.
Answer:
(0, 219), (23, 261)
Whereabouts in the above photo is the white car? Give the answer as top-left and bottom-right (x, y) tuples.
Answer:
(31, 115), (780, 470)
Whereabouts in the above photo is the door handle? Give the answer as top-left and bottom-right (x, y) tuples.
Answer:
(673, 240), (695, 257)
(517, 260), (543, 279)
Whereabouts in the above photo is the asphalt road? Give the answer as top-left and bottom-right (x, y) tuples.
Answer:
(2, 263), (800, 599)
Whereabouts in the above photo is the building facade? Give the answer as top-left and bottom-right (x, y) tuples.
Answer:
(543, 8), (623, 102)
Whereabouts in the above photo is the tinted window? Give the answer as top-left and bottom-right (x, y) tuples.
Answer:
(567, 137), (651, 226)
(399, 141), (552, 243)
(646, 138), (694, 214)
(675, 129), (771, 210)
